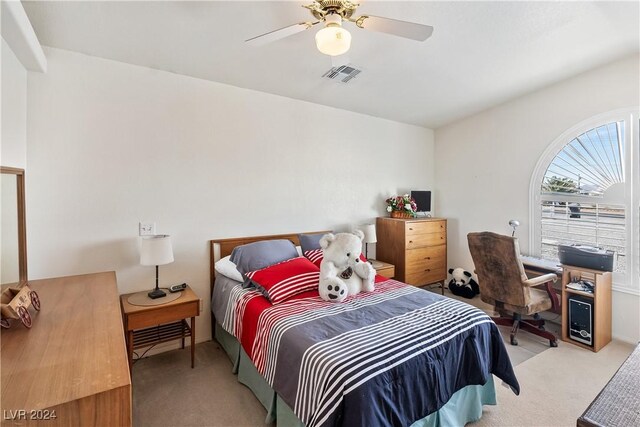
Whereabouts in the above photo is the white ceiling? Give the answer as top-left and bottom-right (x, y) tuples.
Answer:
(23, 1), (640, 129)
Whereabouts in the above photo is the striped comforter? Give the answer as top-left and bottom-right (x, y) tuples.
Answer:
(213, 276), (519, 427)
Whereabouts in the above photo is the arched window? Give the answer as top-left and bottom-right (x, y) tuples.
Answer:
(530, 109), (639, 294)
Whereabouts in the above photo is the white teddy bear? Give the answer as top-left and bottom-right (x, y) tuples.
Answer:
(318, 230), (376, 302)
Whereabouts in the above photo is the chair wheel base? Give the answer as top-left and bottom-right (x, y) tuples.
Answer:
(510, 337), (518, 346)
(550, 340), (558, 348)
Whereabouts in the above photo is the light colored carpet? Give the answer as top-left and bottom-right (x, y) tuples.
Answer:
(132, 342), (269, 427)
(133, 339), (633, 427)
(434, 287), (562, 366)
(133, 290), (634, 427)
(472, 339), (634, 427)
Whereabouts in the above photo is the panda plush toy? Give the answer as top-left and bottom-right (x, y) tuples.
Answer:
(447, 268), (480, 299)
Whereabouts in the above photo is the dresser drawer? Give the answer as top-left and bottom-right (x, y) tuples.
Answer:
(406, 246), (447, 270)
(406, 231), (446, 249)
(405, 220), (446, 237)
(405, 267), (447, 286)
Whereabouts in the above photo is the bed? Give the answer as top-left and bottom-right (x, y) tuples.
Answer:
(210, 232), (519, 427)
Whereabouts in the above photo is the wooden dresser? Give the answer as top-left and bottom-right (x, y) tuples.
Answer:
(1, 272), (131, 426)
(376, 217), (447, 287)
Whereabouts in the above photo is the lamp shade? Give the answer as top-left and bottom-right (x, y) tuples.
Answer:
(315, 21), (351, 56)
(140, 235), (174, 266)
(362, 224), (377, 244)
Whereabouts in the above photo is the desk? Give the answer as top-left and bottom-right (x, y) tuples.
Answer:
(1, 272), (131, 427)
(521, 255), (562, 292)
(521, 255), (562, 277)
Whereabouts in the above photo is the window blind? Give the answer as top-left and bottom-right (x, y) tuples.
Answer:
(540, 201), (626, 272)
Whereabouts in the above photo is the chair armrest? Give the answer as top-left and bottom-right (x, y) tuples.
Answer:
(523, 273), (561, 314)
(523, 273), (557, 287)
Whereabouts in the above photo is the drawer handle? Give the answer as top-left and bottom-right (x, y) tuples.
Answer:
(425, 268), (431, 272)
(440, 237), (443, 239)
(424, 257), (431, 260)
(409, 240), (413, 243)
(409, 228), (413, 231)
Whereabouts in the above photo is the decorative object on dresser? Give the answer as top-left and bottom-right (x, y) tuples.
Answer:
(376, 217), (447, 294)
(140, 234), (174, 299)
(385, 194), (418, 218)
(0, 285), (41, 329)
(561, 265), (611, 352)
(1, 272), (131, 427)
(361, 223), (376, 259)
(120, 285), (200, 372)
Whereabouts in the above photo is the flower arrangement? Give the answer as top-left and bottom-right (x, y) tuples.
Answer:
(385, 194), (417, 218)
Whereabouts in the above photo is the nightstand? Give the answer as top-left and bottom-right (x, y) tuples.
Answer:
(120, 286), (200, 373)
(370, 260), (395, 279)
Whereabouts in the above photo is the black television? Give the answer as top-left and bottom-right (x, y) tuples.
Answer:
(411, 190), (431, 213)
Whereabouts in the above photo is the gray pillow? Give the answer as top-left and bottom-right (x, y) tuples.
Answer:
(298, 233), (328, 253)
(230, 239), (299, 288)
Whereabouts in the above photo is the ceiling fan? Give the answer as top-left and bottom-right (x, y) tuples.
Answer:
(246, 0), (434, 57)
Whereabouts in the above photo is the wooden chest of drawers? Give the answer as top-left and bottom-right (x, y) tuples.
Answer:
(1, 272), (131, 427)
(376, 217), (447, 286)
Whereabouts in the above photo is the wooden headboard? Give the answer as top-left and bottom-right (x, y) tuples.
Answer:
(209, 231), (329, 337)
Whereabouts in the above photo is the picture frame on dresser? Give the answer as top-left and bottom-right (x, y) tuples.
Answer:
(375, 217), (447, 294)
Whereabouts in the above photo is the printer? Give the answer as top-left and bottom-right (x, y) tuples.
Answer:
(558, 244), (615, 272)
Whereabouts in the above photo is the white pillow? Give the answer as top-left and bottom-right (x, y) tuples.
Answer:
(214, 255), (244, 282)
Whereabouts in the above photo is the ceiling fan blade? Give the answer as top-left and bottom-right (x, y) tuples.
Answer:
(245, 22), (318, 46)
(354, 15), (433, 41)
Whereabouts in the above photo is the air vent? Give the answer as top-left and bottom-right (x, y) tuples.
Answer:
(322, 65), (361, 83)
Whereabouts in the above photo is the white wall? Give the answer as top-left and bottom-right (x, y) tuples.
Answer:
(1, 37), (27, 168)
(435, 54), (640, 343)
(1, 37), (28, 286)
(26, 47), (435, 345)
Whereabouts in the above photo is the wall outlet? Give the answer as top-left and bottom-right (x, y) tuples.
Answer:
(139, 222), (156, 236)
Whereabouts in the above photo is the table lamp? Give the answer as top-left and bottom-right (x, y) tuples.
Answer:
(362, 223), (377, 259)
(140, 235), (174, 299)
(509, 219), (520, 237)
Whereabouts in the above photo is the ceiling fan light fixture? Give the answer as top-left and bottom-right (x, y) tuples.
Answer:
(315, 14), (351, 56)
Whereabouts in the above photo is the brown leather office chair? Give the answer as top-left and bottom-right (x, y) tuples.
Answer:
(467, 232), (559, 347)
